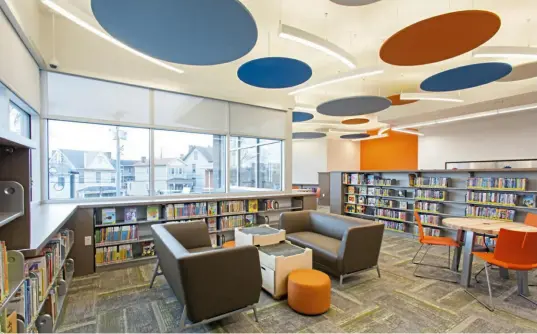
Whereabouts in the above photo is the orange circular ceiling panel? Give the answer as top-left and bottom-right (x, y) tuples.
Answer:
(380, 10), (500, 66)
(341, 118), (370, 125)
(387, 94), (418, 106)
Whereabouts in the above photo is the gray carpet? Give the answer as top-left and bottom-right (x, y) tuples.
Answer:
(57, 232), (537, 333)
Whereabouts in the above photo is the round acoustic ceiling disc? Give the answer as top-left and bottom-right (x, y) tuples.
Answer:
(497, 62), (537, 82)
(238, 57), (312, 89)
(380, 10), (500, 66)
(317, 96), (392, 117)
(91, 0), (258, 65)
(330, 0), (381, 6)
(420, 62), (512, 92)
(340, 133), (370, 139)
(341, 118), (370, 125)
(292, 112), (314, 122)
(292, 132), (326, 139)
(387, 94), (418, 106)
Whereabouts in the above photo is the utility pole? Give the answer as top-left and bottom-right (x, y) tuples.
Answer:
(111, 127), (127, 197)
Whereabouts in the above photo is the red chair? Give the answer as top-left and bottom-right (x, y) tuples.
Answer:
(412, 212), (459, 282)
(467, 228), (537, 311)
(525, 212), (537, 228)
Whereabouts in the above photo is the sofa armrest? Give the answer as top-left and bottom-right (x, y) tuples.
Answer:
(179, 246), (261, 323)
(279, 211), (312, 234)
(338, 223), (385, 274)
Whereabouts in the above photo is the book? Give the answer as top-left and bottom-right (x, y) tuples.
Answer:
(367, 188), (375, 196)
(141, 241), (155, 257)
(102, 208), (116, 224)
(358, 196), (365, 205)
(124, 208), (137, 223)
(165, 204), (175, 219)
(207, 217), (217, 231)
(5, 311), (17, 333)
(397, 190), (406, 198)
(522, 195), (536, 208)
(347, 195), (356, 204)
(1, 241), (7, 302)
(399, 201), (408, 209)
(248, 200), (258, 213)
(146, 206), (160, 221)
(347, 186), (355, 194)
(208, 202), (217, 216)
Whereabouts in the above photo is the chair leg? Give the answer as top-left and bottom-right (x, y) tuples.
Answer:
(339, 275), (344, 287)
(411, 244), (424, 264)
(448, 246), (451, 269)
(413, 245), (458, 283)
(179, 306), (187, 332)
(464, 262), (495, 312)
(149, 259), (160, 289)
(474, 265), (485, 284)
(413, 245), (431, 277)
(376, 265), (381, 278)
(252, 305), (259, 322)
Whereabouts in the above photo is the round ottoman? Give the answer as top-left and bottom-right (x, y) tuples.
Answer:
(222, 240), (235, 248)
(287, 269), (331, 315)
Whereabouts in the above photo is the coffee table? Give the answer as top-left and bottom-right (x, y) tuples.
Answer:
(235, 225), (286, 247)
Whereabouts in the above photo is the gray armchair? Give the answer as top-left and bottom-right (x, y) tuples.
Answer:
(280, 211), (384, 285)
(151, 221), (262, 331)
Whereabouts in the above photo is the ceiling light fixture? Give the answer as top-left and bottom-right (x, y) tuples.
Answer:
(400, 92), (463, 103)
(279, 24), (356, 69)
(435, 110), (498, 124)
(289, 67), (384, 95)
(41, 0), (184, 74)
(473, 46), (537, 59)
(392, 128), (424, 136)
(497, 102), (537, 114)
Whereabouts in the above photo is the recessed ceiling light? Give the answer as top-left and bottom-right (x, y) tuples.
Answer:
(473, 46), (537, 59)
(400, 92), (463, 103)
(41, 0), (184, 74)
(289, 67), (383, 95)
(279, 24), (356, 69)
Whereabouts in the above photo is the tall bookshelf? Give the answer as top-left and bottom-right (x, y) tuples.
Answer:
(92, 195), (309, 271)
(332, 169), (537, 246)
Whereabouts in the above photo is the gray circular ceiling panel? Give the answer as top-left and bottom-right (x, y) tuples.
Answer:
(292, 132), (326, 139)
(317, 96), (392, 117)
(497, 62), (537, 82)
(330, 0), (381, 6)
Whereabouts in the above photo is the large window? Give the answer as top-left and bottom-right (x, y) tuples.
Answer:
(9, 101), (30, 138)
(230, 137), (282, 192)
(48, 120), (150, 199)
(153, 130), (225, 195)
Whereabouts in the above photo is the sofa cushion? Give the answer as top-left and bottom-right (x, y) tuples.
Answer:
(287, 231), (340, 272)
(309, 212), (372, 240)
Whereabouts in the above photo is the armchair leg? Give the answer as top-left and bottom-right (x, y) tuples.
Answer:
(149, 259), (161, 289)
(376, 265), (381, 278)
(339, 275), (343, 287)
(252, 305), (258, 322)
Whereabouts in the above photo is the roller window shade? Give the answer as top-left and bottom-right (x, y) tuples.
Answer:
(229, 103), (287, 139)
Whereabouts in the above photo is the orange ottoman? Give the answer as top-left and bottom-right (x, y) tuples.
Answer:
(222, 241), (235, 248)
(287, 269), (331, 315)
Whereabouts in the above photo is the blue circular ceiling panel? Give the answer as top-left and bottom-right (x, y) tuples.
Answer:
(91, 0), (258, 65)
(293, 132), (326, 139)
(238, 57), (312, 88)
(292, 112), (314, 123)
(317, 96), (391, 117)
(420, 62), (512, 92)
(340, 133), (370, 139)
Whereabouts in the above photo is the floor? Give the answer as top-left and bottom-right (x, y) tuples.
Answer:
(57, 229), (537, 333)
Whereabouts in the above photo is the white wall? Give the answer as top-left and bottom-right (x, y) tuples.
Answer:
(292, 138), (328, 184)
(0, 10), (40, 112)
(327, 139), (360, 172)
(418, 112), (537, 169)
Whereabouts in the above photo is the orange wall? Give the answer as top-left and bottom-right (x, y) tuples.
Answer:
(360, 130), (418, 170)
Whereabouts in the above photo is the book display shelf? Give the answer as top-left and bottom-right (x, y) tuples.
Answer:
(331, 169), (537, 247)
(92, 195), (310, 271)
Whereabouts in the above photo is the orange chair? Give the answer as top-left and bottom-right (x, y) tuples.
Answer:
(412, 212), (459, 282)
(525, 212), (537, 228)
(467, 228), (537, 311)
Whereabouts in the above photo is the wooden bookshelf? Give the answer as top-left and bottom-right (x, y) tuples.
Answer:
(332, 169), (537, 239)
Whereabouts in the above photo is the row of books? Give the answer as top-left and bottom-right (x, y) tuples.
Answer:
(101, 206), (161, 224)
(415, 202), (442, 213)
(465, 205), (516, 221)
(343, 173), (367, 185)
(377, 199), (409, 209)
(416, 213), (441, 226)
(466, 191), (518, 206)
(415, 189), (446, 200)
(475, 235), (497, 248)
(220, 201), (245, 213)
(0, 241), (8, 306)
(218, 214), (256, 230)
(95, 241), (155, 265)
(414, 177), (449, 187)
(95, 225), (139, 244)
(467, 177), (527, 190)
(377, 219), (406, 232)
(414, 226), (441, 237)
(345, 204), (366, 214)
(376, 209), (407, 221)
(346, 186), (367, 195)
(166, 202), (208, 218)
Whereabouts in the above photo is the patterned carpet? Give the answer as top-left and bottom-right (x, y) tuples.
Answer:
(57, 232), (537, 333)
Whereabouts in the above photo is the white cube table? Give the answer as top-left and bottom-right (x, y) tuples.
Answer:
(234, 225), (286, 247)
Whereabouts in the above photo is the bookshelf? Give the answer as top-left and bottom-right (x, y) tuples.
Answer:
(91, 194), (314, 272)
(332, 169), (537, 244)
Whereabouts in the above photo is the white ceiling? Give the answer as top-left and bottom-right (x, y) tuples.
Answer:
(6, 0), (537, 135)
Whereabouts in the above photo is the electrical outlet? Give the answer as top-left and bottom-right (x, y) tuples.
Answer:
(85, 236), (92, 246)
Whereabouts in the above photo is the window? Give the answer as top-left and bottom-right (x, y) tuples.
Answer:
(153, 129), (225, 195)
(47, 120), (150, 199)
(9, 102), (30, 138)
(230, 137), (283, 192)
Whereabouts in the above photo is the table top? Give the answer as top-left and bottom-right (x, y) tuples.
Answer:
(240, 226), (280, 235)
(258, 242), (306, 257)
(443, 217), (537, 235)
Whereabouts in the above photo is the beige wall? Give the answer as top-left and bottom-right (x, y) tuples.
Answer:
(327, 138), (360, 171)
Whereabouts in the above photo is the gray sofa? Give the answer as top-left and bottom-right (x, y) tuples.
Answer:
(151, 221), (262, 331)
(280, 211), (384, 285)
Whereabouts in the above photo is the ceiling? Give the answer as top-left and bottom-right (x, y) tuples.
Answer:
(5, 0), (537, 137)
